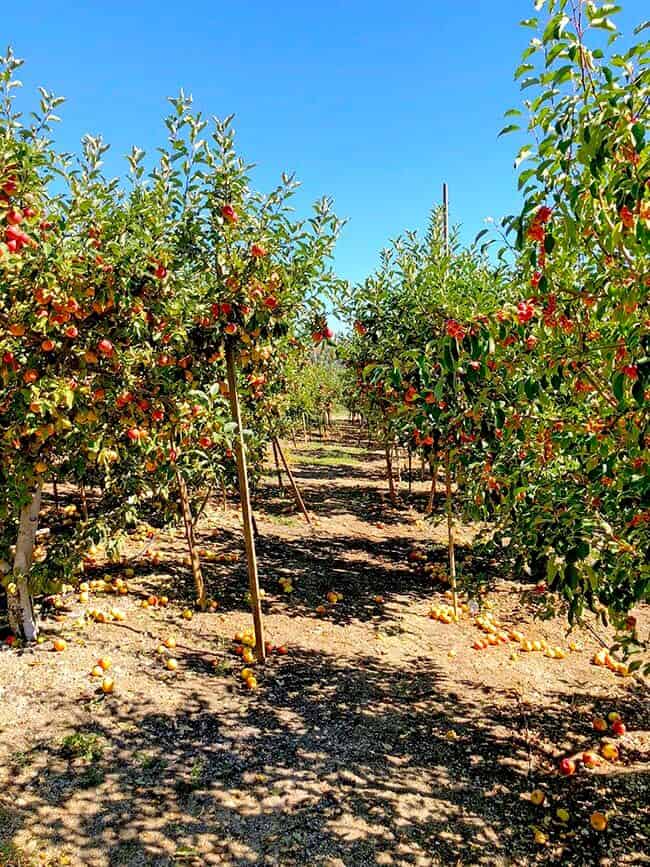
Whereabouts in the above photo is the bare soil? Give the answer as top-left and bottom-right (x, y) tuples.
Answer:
(0, 421), (648, 867)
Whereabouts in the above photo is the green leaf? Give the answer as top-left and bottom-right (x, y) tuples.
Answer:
(612, 371), (625, 402)
(590, 17), (617, 31)
(632, 378), (644, 406)
(515, 63), (535, 79)
(499, 124), (520, 137)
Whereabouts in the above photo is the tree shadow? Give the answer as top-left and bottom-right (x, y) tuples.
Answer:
(1, 645), (647, 866)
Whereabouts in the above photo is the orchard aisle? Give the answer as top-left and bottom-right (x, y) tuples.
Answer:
(0, 421), (648, 867)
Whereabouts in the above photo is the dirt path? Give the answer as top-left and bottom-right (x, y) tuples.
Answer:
(0, 422), (648, 866)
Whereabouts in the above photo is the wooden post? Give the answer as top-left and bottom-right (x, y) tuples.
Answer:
(226, 341), (266, 661)
(273, 437), (312, 527)
(271, 439), (284, 491)
(176, 469), (206, 610)
(7, 479), (43, 640)
(53, 479), (60, 515)
(445, 450), (458, 618)
(408, 450), (412, 496)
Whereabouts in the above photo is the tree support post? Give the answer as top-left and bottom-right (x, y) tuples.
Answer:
(445, 450), (458, 618)
(226, 341), (266, 662)
(273, 437), (312, 527)
(271, 438), (284, 491)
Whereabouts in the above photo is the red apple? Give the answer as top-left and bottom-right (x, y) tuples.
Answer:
(558, 758), (576, 776)
(221, 204), (238, 224)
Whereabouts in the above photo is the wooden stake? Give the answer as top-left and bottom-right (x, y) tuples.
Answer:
(408, 450), (412, 495)
(273, 437), (312, 527)
(53, 479), (60, 515)
(271, 439), (284, 491)
(226, 341), (266, 661)
(445, 450), (458, 618)
(176, 469), (206, 610)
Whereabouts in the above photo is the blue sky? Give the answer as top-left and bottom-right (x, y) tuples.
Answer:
(5, 1), (647, 288)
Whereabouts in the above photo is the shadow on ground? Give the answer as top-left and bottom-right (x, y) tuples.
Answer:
(1, 646), (647, 866)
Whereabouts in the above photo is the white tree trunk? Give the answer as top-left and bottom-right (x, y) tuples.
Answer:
(7, 480), (42, 641)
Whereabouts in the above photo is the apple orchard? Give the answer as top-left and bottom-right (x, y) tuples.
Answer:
(1, 3), (648, 670)
(0, 1), (648, 862)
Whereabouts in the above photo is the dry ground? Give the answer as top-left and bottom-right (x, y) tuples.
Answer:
(0, 422), (648, 866)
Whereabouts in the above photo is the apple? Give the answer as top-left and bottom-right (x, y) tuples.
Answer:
(221, 204), (237, 224)
(593, 717), (608, 732)
(165, 658), (178, 671)
(530, 789), (545, 805)
(97, 338), (114, 357)
(611, 719), (626, 736)
(101, 677), (115, 694)
(582, 751), (600, 768)
(590, 812), (607, 831)
(52, 638), (67, 652)
(600, 742), (619, 761)
(607, 711), (621, 723)
(558, 757), (576, 776)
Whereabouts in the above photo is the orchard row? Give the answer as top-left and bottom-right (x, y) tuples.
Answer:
(0, 50), (342, 639)
(339, 2), (648, 669)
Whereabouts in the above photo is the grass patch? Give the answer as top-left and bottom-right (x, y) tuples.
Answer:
(301, 455), (360, 467)
(60, 732), (105, 763)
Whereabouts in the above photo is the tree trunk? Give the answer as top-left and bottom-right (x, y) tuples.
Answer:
(7, 480), (43, 641)
(426, 460), (438, 515)
(385, 444), (397, 504)
(176, 470), (206, 610)
(80, 481), (89, 522)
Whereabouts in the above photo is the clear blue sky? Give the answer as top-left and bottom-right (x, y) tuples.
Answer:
(5, 1), (647, 287)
